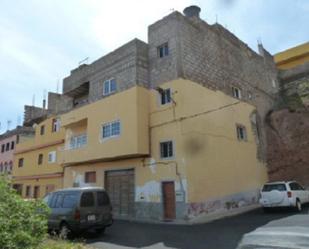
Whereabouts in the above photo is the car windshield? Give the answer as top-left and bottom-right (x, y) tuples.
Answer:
(262, 184), (286, 192)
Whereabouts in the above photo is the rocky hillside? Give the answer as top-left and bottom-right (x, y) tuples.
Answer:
(266, 109), (309, 186)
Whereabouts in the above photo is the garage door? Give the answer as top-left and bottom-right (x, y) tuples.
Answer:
(105, 169), (135, 218)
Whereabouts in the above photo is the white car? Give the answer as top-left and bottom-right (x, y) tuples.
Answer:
(259, 181), (309, 212)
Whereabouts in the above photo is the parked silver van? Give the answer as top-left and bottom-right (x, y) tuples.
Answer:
(43, 187), (113, 237)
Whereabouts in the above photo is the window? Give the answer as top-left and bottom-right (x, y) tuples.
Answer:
(25, 186), (31, 198)
(1, 144), (4, 153)
(40, 125), (45, 135)
(157, 43), (169, 58)
(54, 194), (63, 208)
(97, 191), (110, 206)
(8, 161), (12, 173)
(236, 125), (247, 141)
(16, 135), (20, 144)
(52, 118), (61, 132)
(33, 186), (40, 199)
(103, 79), (117, 96)
(18, 158), (24, 168)
(62, 194), (79, 208)
(48, 151), (57, 163)
(232, 87), (241, 99)
(69, 134), (87, 149)
(10, 141), (14, 150)
(85, 171), (96, 183)
(160, 88), (171, 105)
(262, 184), (286, 192)
(160, 141), (174, 159)
(80, 192), (95, 207)
(38, 154), (43, 165)
(102, 120), (120, 139)
(248, 91), (253, 100)
(6, 143), (10, 151)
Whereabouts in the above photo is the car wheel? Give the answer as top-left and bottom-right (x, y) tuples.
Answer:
(59, 223), (71, 240)
(95, 227), (106, 234)
(296, 200), (302, 212)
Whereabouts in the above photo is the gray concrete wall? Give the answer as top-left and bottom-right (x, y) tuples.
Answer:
(63, 39), (149, 103)
(48, 92), (73, 115)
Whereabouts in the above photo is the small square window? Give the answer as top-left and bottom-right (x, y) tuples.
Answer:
(158, 43), (169, 58)
(236, 125), (247, 141)
(18, 158), (24, 167)
(38, 154), (43, 165)
(160, 88), (171, 105)
(232, 87), (241, 99)
(85, 171), (96, 183)
(102, 120), (120, 139)
(40, 125), (45, 135)
(160, 141), (174, 159)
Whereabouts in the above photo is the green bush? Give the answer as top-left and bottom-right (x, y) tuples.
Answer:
(0, 175), (50, 249)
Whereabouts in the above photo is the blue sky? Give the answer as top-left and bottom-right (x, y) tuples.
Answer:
(0, 0), (308, 134)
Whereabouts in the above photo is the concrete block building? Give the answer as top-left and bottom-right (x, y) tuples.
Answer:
(11, 6), (280, 222)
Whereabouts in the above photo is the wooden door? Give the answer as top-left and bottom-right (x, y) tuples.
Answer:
(162, 182), (176, 220)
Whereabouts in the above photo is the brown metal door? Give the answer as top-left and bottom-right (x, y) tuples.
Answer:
(105, 169), (135, 218)
(162, 182), (176, 220)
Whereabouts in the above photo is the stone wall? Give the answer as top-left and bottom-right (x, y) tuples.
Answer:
(278, 62), (309, 109)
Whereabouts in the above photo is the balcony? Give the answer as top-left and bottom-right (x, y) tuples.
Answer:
(60, 86), (150, 166)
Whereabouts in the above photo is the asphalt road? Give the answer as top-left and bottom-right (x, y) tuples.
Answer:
(85, 206), (309, 249)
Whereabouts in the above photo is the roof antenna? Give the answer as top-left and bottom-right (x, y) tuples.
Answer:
(78, 57), (89, 66)
(32, 94), (35, 106)
(7, 120), (12, 131)
(56, 79), (60, 93)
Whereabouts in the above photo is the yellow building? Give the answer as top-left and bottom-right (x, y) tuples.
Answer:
(274, 42), (309, 69)
(12, 116), (64, 198)
(60, 79), (267, 221)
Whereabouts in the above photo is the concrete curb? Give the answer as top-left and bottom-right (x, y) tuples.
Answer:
(115, 204), (261, 226)
(89, 242), (176, 249)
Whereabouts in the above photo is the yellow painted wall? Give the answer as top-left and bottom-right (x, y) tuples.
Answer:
(275, 42), (309, 69)
(64, 158), (181, 203)
(60, 87), (149, 165)
(13, 177), (62, 199)
(148, 79), (267, 203)
(62, 79), (267, 205)
(13, 116), (65, 197)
